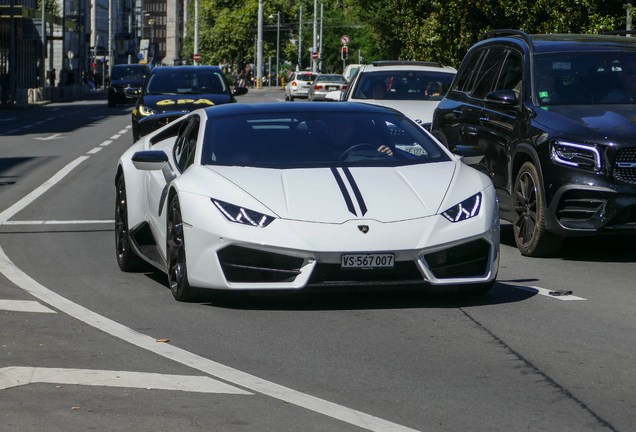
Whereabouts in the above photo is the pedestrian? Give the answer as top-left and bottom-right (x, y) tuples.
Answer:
(238, 69), (246, 87)
(49, 68), (56, 87)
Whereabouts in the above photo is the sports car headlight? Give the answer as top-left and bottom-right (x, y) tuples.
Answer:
(550, 140), (602, 170)
(139, 104), (157, 117)
(212, 199), (275, 227)
(442, 192), (482, 223)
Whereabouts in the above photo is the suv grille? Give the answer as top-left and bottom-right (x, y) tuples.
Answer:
(613, 148), (636, 184)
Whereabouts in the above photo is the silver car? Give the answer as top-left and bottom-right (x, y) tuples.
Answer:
(285, 72), (318, 101)
(308, 74), (348, 101)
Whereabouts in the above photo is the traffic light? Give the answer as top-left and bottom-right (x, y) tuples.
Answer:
(341, 46), (348, 60)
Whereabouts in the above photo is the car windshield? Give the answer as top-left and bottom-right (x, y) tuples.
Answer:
(353, 71), (455, 101)
(112, 66), (149, 80)
(317, 75), (347, 83)
(145, 70), (227, 94)
(535, 51), (636, 105)
(201, 112), (450, 168)
(295, 73), (318, 83)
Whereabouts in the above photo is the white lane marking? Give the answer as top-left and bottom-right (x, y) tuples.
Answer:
(87, 147), (103, 154)
(100, 140), (113, 146)
(514, 285), (587, 301)
(34, 133), (63, 141)
(2, 220), (114, 226)
(0, 245), (419, 432)
(0, 367), (251, 394)
(0, 156), (89, 225)
(125, 125), (132, 129)
(110, 134), (121, 139)
(0, 300), (56, 313)
(118, 129), (128, 135)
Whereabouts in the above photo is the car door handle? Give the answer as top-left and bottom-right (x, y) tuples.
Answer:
(466, 126), (478, 136)
(452, 110), (462, 119)
(479, 116), (490, 123)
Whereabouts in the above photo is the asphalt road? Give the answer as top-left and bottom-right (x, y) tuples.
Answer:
(0, 89), (635, 432)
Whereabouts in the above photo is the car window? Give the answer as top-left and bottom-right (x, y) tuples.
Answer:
(112, 66), (149, 80)
(471, 49), (506, 100)
(174, 116), (200, 172)
(535, 51), (636, 105)
(317, 75), (347, 83)
(353, 71), (455, 101)
(202, 112), (450, 168)
(295, 73), (318, 83)
(146, 70), (227, 94)
(453, 49), (486, 94)
(495, 50), (523, 98)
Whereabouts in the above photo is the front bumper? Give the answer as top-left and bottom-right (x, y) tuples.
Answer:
(178, 188), (500, 291)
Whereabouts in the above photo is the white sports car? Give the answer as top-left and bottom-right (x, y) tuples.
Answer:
(116, 102), (499, 301)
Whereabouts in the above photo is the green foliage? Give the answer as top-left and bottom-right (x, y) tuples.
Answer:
(36, 0), (60, 15)
(183, 0), (628, 72)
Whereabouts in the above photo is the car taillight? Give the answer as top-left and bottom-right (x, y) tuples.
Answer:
(342, 85), (347, 89)
(292, 82), (297, 87)
(314, 85), (323, 90)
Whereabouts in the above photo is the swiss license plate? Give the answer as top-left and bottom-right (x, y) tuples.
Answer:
(326, 85), (337, 90)
(341, 254), (395, 269)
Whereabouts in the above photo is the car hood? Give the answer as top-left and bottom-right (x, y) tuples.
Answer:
(534, 104), (636, 144)
(201, 163), (458, 223)
(141, 93), (232, 114)
(111, 78), (146, 88)
(354, 100), (440, 124)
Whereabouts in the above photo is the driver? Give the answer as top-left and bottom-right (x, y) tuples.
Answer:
(325, 117), (393, 160)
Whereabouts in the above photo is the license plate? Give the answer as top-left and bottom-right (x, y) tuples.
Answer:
(326, 86), (338, 90)
(341, 254), (395, 269)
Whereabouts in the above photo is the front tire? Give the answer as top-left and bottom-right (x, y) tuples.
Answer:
(167, 195), (199, 302)
(513, 162), (562, 257)
(115, 175), (144, 271)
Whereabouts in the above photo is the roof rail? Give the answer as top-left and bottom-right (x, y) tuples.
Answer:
(371, 60), (444, 68)
(480, 29), (534, 54)
(603, 30), (636, 36)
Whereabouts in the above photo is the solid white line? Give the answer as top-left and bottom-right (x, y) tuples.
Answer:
(0, 246), (420, 432)
(0, 367), (251, 394)
(87, 147), (103, 154)
(100, 140), (113, 146)
(2, 220), (114, 225)
(0, 300), (55, 313)
(515, 285), (587, 301)
(0, 156), (89, 225)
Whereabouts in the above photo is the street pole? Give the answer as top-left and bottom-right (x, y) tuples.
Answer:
(312, 0), (317, 73)
(298, 6), (302, 70)
(40, 0), (46, 88)
(108, 0), (112, 80)
(319, 4), (323, 73)
(194, 0), (199, 65)
(257, 0), (263, 88)
(276, 12), (280, 86)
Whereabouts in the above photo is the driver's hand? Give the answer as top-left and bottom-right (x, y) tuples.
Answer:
(377, 145), (393, 156)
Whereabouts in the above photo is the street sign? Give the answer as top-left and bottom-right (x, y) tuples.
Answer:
(340, 35), (350, 45)
(193, 53), (201, 62)
(138, 53), (143, 59)
(312, 51), (319, 60)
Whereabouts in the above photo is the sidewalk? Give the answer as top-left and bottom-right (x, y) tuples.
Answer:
(1, 86), (106, 110)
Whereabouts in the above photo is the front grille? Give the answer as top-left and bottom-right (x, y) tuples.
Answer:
(613, 148), (636, 184)
(308, 261), (423, 285)
(556, 190), (606, 226)
(217, 246), (304, 283)
(424, 239), (491, 279)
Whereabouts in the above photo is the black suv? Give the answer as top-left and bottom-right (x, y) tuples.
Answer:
(432, 30), (636, 256)
(108, 64), (150, 107)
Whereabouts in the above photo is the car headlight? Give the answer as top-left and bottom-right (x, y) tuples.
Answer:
(212, 199), (275, 227)
(442, 192), (482, 223)
(550, 140), (601, 170)
(139, 104), (157, 116)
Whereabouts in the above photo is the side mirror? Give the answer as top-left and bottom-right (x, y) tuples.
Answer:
(484, 89), (518, 106)
(325, 90), (343, 102)
(132, 150), (176, 183)
(233, 87), (249, 96)
(453, 145), (484, 165)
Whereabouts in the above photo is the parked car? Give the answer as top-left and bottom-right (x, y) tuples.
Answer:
(328, 61), (457, 129)
(432, 30), (636, 256)
(131, 65), (248, 142)
(285, 71), (318, 101)
(308, 74), (348, 101)
(108, 64), (150, 107)
(115, 102), (499, 301)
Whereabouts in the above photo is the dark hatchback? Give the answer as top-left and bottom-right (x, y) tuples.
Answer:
(432, 30), (636, 256)
(131, 65), (248, 142)
(108, 64), (150, 107)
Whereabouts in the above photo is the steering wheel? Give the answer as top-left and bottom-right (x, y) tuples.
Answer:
(338, 143), (379, 161)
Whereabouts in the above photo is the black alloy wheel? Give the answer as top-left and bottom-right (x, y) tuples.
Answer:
(167, 195), (199, 301)
(115, 175), (143, 271)
(512, 162), (562, 257)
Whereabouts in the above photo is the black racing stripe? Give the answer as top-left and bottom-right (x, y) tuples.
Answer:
(331, 167), (357, 216)
(342, 167), (368, 216)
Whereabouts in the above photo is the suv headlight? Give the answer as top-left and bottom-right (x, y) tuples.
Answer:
(550, 140), (601, 170)
(442, 192), (482, 223)
(139, 104), (157, 116)
(212, 199), (275, 227)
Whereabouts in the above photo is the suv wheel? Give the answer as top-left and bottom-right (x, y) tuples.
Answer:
(513, 162), (562, 257)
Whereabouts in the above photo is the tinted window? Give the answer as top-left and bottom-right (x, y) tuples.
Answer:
(454, 50), (485, 93)
(535, 51), (636, 105)
(295, 73), (318, 82)
(471, 49), (506, 99)
(353, 71), (455, 101)
(146, 70), (227, 94)
(317, 75), (347, 83)
(112, 65), (149, 80)
(202, 112), (450, 168)
(496, 51), (523, 98)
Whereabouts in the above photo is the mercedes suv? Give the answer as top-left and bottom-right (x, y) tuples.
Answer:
(432, 30), (636, 256)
